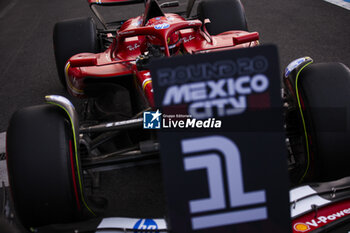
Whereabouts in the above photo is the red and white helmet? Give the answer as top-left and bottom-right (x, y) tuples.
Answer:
(144, 16), (181, 55)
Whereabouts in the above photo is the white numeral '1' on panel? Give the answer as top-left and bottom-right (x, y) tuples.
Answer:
(182, 135), (268, 230)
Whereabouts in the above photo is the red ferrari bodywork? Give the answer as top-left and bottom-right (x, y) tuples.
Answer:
(292, 199), (350, 232)
(65, 6), (259, 108)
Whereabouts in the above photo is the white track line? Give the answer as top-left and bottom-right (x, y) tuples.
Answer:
(0, 132), (5, 154)
(324, 0), (350, 10)
(0, 132), (8, 187)
(0, 161), (8, 187)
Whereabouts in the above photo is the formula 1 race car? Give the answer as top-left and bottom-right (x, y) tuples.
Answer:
(54, 0), (256, 109)
(5, 0), (350, 232)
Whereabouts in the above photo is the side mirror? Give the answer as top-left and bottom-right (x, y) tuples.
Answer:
(232, 32), (259, 45)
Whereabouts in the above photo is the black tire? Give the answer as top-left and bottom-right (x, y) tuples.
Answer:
(53, 17), (99, 87)
(197, 0), (248, 35)
(7, 104), (85, 228)
(0, 217), (21, 233)
(297, 63), (350, 181)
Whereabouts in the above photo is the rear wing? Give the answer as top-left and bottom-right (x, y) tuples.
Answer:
(88, 0), (145, 6)
(88, 0), (198, 29)
(88, 0), (146, 29)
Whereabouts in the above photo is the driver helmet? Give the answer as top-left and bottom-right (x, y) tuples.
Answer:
(144, 16), (182, 56)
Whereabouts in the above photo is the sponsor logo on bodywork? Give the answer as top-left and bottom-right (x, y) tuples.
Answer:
(293, 223), (310, 232)
(127, 43), (140, 51)
(294, 207), (350, 232)
(133, 219), (158, 232)
(154, 23), (170, 30)
(182, 35), (195, 43)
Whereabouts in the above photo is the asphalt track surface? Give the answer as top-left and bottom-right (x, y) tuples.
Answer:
(0, 0), (349, 228)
